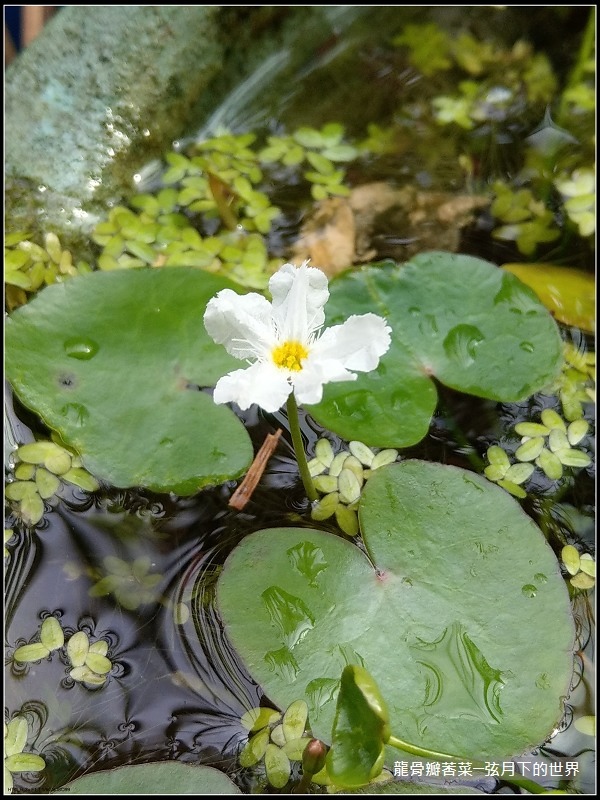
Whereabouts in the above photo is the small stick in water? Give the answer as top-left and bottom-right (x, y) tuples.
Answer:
(228, 428), (283, 510)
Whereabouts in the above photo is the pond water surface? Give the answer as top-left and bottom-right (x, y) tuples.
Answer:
(5, 6), (595, 795)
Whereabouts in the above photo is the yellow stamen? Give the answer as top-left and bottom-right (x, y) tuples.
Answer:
(272, 340), (309, 371)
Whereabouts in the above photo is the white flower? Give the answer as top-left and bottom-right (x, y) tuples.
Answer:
(204, 261), (392, 413)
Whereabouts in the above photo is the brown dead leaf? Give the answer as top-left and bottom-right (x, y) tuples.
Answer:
(291, 182), (490, 270)
(291, 197), (355, 277)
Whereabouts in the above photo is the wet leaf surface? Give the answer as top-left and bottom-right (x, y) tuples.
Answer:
(5, 268), (254, 494)
(308, 253), (564, 446)
(217, 461), (575, 764)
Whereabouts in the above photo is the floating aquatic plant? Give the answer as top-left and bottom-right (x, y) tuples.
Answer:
(239, 700), (312, 789)
(3, 11), (595, 793)
(490, 181), (561, 256)
(554, 167), (596, 237)
(13, 617), (114, 688)
(259, 123), (360, 200)
(483, 405), (592, 497)
(217, 461), (576, 773)
(395, 21), (557, 113)
(4, 528), (16, 559)
(390, 15), (595, 261)
(554, 344), (596, 421)
(13, 616), (65, 663)
(5, 252), (566, 497)
(66, 630), (113, 687)
(4, 231), (91, 309)
(309, 438), (398, 536)
(561, 545), (596, 591)
(5, 440), (99, 527)
(87, 123), (362, 291)
(326, 664), (555, 794)
(4, 715), (46, 792)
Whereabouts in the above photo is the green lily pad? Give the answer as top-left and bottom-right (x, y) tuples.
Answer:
(216, 461), (574, 763)
(61, 763), (242, 793)
(308, 253), (563, 447)
(5, 268), (253, 494)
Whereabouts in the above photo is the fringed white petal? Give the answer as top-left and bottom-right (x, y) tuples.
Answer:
(204, 263), (392, 413)
(204, 289), (275, 361)
(269, 261), (329, 341)
(213, 362), (292, 412)
(312, 313), (392, 372)
(292, 357), (357, 406)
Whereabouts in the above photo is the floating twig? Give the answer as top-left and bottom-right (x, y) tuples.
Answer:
(228, 428), (283, 510)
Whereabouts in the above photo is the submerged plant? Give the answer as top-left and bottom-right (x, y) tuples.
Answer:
(89, 555), (164, 611)
(203, 260), (391, 501)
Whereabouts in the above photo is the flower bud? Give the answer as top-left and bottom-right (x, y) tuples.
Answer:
(302, 737), (328, 777)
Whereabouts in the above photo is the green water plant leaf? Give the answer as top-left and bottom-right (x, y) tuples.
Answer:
(308, 253), (564, 447)
(61, 763), (242, 794)
(216, 461), (575, 765)
(5, 268), (253, 494)
(327, 664), (390, 787)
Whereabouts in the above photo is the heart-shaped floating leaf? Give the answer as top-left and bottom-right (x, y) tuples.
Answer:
(5, 268), (253, 494)
(62, 763), (241, 793)
(216, 461), (574, 762)
(308, 252), (564, 446)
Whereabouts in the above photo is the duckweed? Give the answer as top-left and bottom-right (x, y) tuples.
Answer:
(4, 716), (46, 792)
(561, 545), (595, 591)
(239, 700), (312, 789)
(4, 231), (91, 309)
(309, 439), (398, 536)
(484, 398), (592, 497)
(5, 441), (99, 527)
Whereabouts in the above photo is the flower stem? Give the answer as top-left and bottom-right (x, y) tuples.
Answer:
(207, 171), (239, 231)
(286, 392), (318, 502)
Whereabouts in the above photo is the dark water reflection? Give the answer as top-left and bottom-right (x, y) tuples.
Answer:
(4, 388), (595, 793)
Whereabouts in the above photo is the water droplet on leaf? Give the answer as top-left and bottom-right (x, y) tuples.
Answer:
(64, 338), (98, 360)
(521, 584), (537, 598)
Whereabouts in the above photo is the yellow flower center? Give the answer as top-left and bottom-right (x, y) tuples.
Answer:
(272, 340), (309, 371)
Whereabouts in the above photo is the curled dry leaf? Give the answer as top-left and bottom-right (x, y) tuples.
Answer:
(291, 182), (489, 275)
(291, 197), (355, 277)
